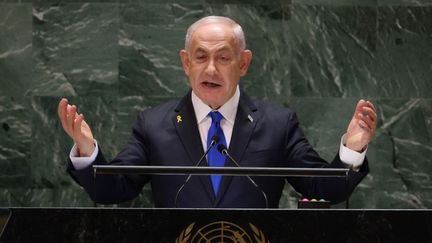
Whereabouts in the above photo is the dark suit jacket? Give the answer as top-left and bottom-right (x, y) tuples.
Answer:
(68, 91), (368, 208)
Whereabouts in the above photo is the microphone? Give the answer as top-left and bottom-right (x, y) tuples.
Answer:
(174, 134), (220, 207)
(217, 144), (269, 208)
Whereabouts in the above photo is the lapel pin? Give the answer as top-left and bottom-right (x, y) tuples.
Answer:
(176, 115), (182, 123)
(247, 114), (253, 123)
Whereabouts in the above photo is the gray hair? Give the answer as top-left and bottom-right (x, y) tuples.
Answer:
(185, 16), (246, 57)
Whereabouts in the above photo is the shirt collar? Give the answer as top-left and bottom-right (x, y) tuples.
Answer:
(191, 86), (240, 125)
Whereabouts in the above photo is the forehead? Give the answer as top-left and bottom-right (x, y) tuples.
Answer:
(190, 23), (236, 51)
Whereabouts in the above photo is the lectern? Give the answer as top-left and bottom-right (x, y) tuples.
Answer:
(1, 208), (432, 242)
(2, 166), (429, 242)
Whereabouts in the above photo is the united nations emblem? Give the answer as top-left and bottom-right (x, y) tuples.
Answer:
(175, 221), (269, 243)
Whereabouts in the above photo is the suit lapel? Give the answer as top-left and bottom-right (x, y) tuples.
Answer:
(214, 92), (259, 206)
(173, 92), (215, 202)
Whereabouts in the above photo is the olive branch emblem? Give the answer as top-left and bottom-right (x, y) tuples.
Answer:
(249, 223), (269, 243)
(175, 223), (194, 243)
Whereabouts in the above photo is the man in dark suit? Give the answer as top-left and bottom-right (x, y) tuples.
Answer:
(58, 16), (377, 208)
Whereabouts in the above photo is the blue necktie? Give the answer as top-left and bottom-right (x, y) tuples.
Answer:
(207, 111), (227, 196)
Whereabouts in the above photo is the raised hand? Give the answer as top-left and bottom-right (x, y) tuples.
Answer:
(57, 98), (95, 157)
(345, 100), (377, 152)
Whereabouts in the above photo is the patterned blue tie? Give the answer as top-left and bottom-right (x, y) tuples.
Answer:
(207, 111), (227, 196)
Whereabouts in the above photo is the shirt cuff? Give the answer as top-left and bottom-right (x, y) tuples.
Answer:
(69, 140), (99, 170)
(339, 134), (367, 171)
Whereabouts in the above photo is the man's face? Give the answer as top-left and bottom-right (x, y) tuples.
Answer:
(180, 23), (252, 109)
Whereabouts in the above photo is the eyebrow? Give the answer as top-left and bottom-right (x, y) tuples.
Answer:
(194, 46), (232, 54)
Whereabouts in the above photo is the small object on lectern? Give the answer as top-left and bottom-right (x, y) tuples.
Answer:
(298, 198), (330, 208)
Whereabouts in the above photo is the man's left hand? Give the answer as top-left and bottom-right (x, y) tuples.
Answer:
(345, 100), (377, 152)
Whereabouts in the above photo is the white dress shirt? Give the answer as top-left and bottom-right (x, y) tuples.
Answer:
(70, 86), (366, 170)
(191, 86), (240, 151)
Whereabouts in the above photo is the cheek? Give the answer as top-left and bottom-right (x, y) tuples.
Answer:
(226, 69), (240, 84)
(190, 66), (204, 77)
(186, 70), (198, 84)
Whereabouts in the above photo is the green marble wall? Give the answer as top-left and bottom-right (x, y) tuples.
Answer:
(0, 0), (431, 209)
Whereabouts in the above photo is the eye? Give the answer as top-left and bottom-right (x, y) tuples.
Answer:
(219, 55), (231, 63)
(195, 53), (208, 62)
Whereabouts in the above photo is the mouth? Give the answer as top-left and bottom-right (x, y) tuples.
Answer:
(201, 81), (222, 88)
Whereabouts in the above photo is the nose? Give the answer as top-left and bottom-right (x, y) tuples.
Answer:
(205, 59), (216, 76)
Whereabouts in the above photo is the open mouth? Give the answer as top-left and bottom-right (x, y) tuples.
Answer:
(202, 81), (222, 88)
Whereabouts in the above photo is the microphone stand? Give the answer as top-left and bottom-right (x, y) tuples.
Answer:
(217, 144), (269, 208)
(174, 135), (219, 208)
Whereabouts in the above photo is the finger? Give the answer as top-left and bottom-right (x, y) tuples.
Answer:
(361, 106), (377, 123)
(354, 99), (367, 116)
(355, 99), (366, 109)
(356, 100), (377, 118)
(73, 113), (84, 139)
(57, 98), (67, 119)
(358, 112), (376, 132)
(58, 98), (69, 131)
(364, 106), (377, 125)
(361, 102), (377, 116)
(366, 100), (377, 113)
(358, 118), (373, 133)
(356, 99), (377, 109)
(66, 105), (77, 136)
(360, 113), (376, 131)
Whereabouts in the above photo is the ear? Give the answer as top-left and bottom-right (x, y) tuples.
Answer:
(239, 50), (252, 77)
(179, 49), (190, 76)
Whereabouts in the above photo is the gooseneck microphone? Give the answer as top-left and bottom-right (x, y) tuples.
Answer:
(174, 135), (220, 207)
(217, 144), (269, 208)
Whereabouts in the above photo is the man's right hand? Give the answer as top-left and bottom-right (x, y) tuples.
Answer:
(58, 98), (95, 157)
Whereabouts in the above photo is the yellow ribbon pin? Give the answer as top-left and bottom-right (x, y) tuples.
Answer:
(176, 115), (182, 123)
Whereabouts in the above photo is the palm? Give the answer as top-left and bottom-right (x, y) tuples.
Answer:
(345, 100), (377, 152)
(58, 98), (95, 156)
(72, 119), (93, 144)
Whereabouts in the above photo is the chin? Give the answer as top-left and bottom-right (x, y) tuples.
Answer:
(201, 98), (222, 109)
